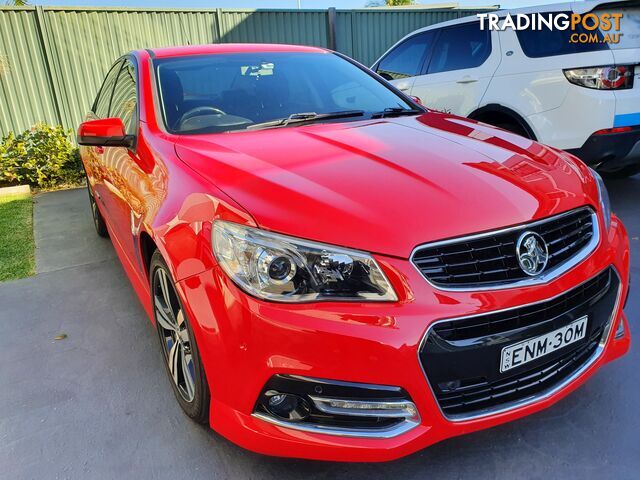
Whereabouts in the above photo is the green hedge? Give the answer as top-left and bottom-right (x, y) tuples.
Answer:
(0, 123), (83, 189)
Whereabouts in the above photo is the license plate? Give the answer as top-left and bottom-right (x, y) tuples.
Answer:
(500, 316), (588, 373)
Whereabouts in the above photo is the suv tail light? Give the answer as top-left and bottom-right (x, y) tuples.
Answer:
(593, 126), (633, 135)
(564, 65), (635, 90)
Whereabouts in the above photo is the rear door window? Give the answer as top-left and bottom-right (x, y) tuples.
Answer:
(93, 60), (123, 118)
(110, 60), (138, 135)
(376, 31), (435, 80)
(427, 22), (491, 74)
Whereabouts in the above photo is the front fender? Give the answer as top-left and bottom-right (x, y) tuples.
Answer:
(154, 192), (256, 282)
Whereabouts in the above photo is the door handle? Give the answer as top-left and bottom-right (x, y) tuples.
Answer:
(399, 87), (410, 92)
(457, 76), (478, 84)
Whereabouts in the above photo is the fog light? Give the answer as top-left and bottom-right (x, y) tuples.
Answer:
(265, 391), (310, 421)
(253, 375), (420, 438)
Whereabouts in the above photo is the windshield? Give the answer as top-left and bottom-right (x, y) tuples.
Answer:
(154, 52), (415, 134)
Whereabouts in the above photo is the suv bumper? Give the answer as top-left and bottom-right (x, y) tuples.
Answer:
(175, 215), (631, 462)
(567, 126), (640, 173)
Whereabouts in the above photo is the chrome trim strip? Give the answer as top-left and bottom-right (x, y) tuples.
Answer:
(251, 412), (420, 439)
(309, 396), (419, 419)
(418, 267), (622, 422)
(285, 374), (405, 394)
(410, 207), (600, 292)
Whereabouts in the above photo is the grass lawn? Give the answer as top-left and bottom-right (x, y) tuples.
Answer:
(0, 193), (35, 281)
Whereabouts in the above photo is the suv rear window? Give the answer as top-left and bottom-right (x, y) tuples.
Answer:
(515, 13), (609, 58)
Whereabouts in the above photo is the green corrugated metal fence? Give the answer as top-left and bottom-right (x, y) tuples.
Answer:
(0, 6), (492, 137)
(0, 8), (59, 136)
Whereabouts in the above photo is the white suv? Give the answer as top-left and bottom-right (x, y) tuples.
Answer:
(372, 0), (640, 177)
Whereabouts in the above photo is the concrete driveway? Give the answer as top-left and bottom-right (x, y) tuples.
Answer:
(1, 180), (638, 480)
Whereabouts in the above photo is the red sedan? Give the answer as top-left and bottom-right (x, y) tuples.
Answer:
(78, 44), (630, 462)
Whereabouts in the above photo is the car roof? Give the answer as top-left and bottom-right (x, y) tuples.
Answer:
(144, 43), (327, 59)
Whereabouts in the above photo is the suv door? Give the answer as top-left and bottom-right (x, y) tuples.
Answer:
(411, 22), (500, 116)
(374, 31), (436, 95)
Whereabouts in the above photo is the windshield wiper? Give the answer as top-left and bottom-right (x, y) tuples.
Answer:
(246, 110), (365, 130)
(371, 107), (424, 119)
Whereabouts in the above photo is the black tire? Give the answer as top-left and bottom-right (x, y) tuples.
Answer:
(87, 183), (109, 238)
(150, 250), (210, 424)
(600, 164), (640, 179)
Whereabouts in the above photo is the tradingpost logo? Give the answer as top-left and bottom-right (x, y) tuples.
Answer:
(477, 12), (623, 45)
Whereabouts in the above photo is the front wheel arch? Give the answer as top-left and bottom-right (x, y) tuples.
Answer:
(139, 230), (157, 282)
(150, 249), (211, 424)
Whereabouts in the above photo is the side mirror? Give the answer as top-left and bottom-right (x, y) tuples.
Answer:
(410, 95), (423, 106)
(77, 118), (134, 148)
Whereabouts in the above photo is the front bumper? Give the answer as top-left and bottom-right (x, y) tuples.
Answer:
(175, 214), (631, 462)
(566, 126), (640, 173)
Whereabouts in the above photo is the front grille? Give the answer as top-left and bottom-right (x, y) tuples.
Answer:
(420, 268), (619, 419)
(412, 207), (596, 288)
(437, 326), (602, 416)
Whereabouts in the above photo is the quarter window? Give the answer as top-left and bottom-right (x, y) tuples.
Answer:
(111, 60), (138, 135)
(427, 23), (491, 74)
(376, 32), (434, 80)
(515, 13), (608, 58)
(93, 61), (123, 118)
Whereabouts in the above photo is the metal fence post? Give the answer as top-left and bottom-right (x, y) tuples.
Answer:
(327, 7), (337, 51)
(215, 8), (224, 42)
(33, 6), (64, 128)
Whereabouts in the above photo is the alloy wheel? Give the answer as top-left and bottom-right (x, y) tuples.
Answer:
(88, 188), (100, 230)
(153, 267), (196, 403)
(86, 183), (108, 237)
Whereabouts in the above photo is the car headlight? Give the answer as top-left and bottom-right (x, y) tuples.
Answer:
(212, 221), (398, 302)
(590, 168), (611, 230)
